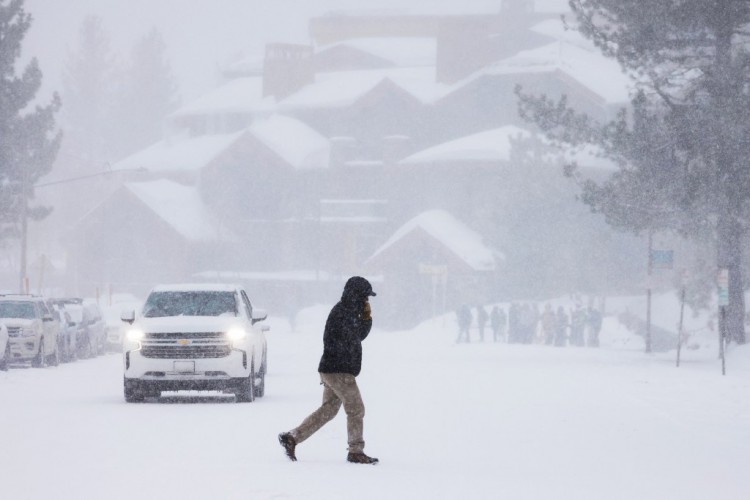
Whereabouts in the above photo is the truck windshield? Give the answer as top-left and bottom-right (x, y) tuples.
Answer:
(142, 291), (237, 318)
(0, 301), (36, 319)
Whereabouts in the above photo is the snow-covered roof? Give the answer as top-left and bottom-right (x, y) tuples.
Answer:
(369, 209), (500, 271)
(278, 67), (446, 110)
(400, 125), (531, 165)
(125, 180), (225, 242)
(171, 77), (275, 116)
(488, 41), (632, 104)
(439, 38), (632, 106)
(112, 131), (247, 173)
(221, 52), (264, 77)
(316, 37), (436, 68)
(249, 114), (330, 169)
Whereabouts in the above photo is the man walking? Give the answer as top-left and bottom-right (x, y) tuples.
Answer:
(278, 276), (379, 465)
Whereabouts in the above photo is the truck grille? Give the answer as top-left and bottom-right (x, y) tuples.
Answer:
(6, 326), (22, 337)
(140, 332), (231, 359)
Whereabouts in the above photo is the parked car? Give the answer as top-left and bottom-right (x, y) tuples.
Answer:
(82, 301), (107, 355)
(52, 304), (77, 363)
(0, 294), (59, 367)
(121, 283), (269, 403)
(0, 322), (8, 371)
(61, 303), (94, 359)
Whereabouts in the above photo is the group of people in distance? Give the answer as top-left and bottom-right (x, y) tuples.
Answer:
(456, 301), (603, 348)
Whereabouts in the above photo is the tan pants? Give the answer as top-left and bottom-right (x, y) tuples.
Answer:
(291, 372), (366, 453)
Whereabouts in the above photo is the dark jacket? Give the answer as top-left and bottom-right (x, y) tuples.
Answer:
(318, 277), (374, 376)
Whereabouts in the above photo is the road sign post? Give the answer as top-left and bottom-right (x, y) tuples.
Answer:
(676, 269), (687, 368)
(717, 268), (729, 375)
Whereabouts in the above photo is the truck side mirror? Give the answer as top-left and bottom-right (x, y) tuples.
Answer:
(121, 309), (135, 325)
(252, 308), (268, 325)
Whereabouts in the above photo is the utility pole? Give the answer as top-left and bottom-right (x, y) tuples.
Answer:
(676, 273), (686, 368)
(645, 230), (653, 353)
(19, 168), (29, 293)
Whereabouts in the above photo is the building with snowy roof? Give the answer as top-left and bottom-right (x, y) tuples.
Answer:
(62, 2), (640, 318)
(68, 180), (233, 291)
(365, 209), (503, 327)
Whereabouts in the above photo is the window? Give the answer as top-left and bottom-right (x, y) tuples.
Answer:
(0, 301), (37, 319)
(142, 291), (238, 318)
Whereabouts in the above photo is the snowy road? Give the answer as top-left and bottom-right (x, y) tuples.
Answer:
(1, 309), (749, 500)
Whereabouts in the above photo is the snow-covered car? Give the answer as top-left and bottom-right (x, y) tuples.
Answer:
(122, 283), (269, 403)
(0, 295), (59, 367)
(0, 322), (9, 371)
(82, 301), (107, 355)
(52, 305), (77, 363)
(61, 303), (98, 359)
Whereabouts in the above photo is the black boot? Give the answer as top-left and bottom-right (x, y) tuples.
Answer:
(347, 452), (379, 464)
(278, 432), (297, 461)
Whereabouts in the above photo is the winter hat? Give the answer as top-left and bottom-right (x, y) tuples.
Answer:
(343, 276), (377, 299)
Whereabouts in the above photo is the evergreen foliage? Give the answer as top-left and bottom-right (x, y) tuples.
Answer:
(517, 0), (750, 344)
(0, 0), (61, 242)
(114, 27), (180, 155)
(60, 15), (118, 174)
(60, 18), (179, 174)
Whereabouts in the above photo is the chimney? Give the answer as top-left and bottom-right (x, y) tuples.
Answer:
(262, 43), (314, 99)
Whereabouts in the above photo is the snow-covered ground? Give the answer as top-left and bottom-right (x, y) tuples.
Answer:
(1, 296), (748, 500)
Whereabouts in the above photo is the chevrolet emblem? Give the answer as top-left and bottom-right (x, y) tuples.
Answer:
(178, 339), (191, 345)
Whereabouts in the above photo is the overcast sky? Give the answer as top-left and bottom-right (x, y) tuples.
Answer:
(22, 0), (540, 103)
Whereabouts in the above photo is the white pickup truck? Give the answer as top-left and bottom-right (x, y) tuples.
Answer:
(121, 284), (269, 403)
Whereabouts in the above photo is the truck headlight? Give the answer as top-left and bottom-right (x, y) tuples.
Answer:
(21, 328), (36, 337)
(126, 328), (145, 342)
(227, 328), (246, 341)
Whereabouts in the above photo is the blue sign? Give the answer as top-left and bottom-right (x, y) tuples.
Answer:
(651, 250), (674, 270)
(718, 269), (729, 306)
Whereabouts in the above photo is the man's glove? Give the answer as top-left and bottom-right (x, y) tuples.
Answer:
(363, 301), (372, 321)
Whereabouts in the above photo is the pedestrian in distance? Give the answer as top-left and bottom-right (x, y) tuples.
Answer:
(541, 303), (556, 345)
(586, 306), (603, 347)
(570, 304), (586, 347)
(278, 276), (379, 465)
(456, 304), (472, 343)
(554, 306), (569, 347)
(476, 305), (489, 342)
(490, 306), (506, 343)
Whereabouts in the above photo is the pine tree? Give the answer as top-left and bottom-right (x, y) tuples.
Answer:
(113, 27), (180, 155)
(59, 15), (118, 176)
(0, 0), (61, 247)
(517, 0), (750, 344)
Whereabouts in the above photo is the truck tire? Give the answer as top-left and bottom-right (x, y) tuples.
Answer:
(254, 353), (266, 398)
(235, 357), (255, 403)
(124, 378), (145, 403)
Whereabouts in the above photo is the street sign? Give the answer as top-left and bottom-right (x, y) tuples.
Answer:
(718, 268), (729, 306)
(650, 249), (674, 270)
